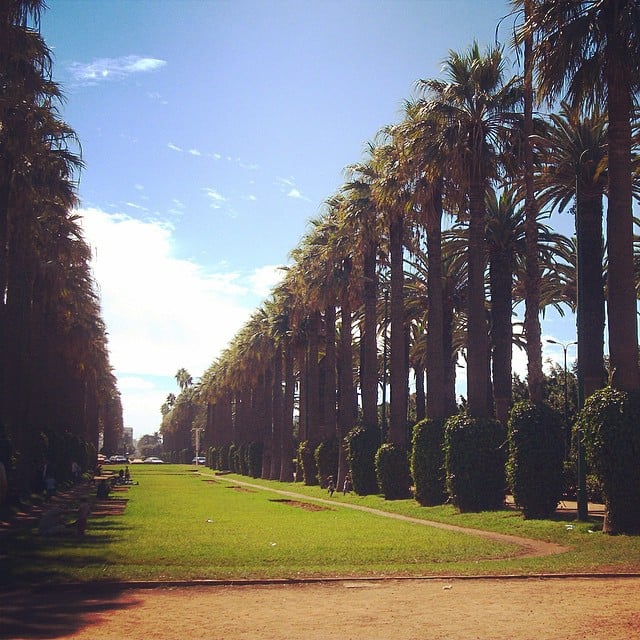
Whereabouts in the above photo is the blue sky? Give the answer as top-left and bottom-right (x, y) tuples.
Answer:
(41, 0), (577, 441)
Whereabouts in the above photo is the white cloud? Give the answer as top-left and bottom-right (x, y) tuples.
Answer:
(276, 176), (310, 202)
(78, 207), (263, 437)
(203, 188), (227, 208)
(188, 148), (201, 156)
(69, 55), (167, 84)
(167, 142), (182, 152)
(248, 265), (286, 298)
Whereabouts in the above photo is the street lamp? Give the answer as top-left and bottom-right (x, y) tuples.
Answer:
(192, 426), (204, 465)
(547, 338), (587, 519)
(547, 339), (577, 454)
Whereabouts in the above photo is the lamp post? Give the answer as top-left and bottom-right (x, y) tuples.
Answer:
(547, 339), (577, 456)
(547, 338), (587, 518)
(192, 426), (204, 465)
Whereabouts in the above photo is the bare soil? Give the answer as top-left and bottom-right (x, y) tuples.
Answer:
(2, 577), (640, 639)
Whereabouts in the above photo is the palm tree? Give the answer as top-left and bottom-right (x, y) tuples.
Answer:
(535, 102), (608, 399)
(418, 42), (522, 418)
(370, 134), (411, 448)
(519, 0), (640, 393)
(175, 368), (193, 392)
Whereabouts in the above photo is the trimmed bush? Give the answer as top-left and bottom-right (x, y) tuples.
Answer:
(577, 387), (640, 535)
(315, 438), (338, 486)
(444, 413), (506, 512)
(375, 443), (411, 500)
(507, 401), (564, 519)
(298, 440), (319, 485)
(345, 425), (379, 495)
(410, 418), (447, 506)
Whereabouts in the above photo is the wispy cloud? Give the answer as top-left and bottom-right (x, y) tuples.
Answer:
(276, 176), (310, 201)
(167, 142), (182, 152)
(203, 188), (227, 209)
(69, 55), (167, 84)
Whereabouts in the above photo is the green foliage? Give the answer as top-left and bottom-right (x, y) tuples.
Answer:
(577, 387), (640, 535)
(410, 418), (447, 506)
(247, 441), (263, 478)
(298, 441), (318, 485)
(345, 425), (379, 495)
(444, 413), (506, 512)
(375, 443), (411, 500)
(314, 437), (338, 486)
(507, 401), (565, 519)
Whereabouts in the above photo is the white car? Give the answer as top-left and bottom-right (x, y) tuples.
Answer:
(143, 457), (164, 464)
(191, 456), (206, 465)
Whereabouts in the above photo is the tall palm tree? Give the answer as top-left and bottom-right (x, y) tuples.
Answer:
(535, 102), (608, 399)
(418, 42), (523, 418)
(370, 135), (411, 448)
(519, 0), (640, 393)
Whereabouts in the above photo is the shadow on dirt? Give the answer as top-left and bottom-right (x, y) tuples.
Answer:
(0, 584), (139, 639)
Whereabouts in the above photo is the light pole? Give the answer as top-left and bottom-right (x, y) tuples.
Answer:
(547, 339), (587, 518)
(192, 426), (204, 465)
(547, 339), (577, 455)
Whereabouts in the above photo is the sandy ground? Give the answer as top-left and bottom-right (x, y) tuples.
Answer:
(2, 577), (640, 640)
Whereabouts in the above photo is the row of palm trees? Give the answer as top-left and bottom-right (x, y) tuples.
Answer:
(162, 2), (639, 511)
(0, 1), (123, 499)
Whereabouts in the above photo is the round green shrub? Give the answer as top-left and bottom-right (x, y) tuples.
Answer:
(375, 443), (411, 500)
(444, 413), (506, 512)
(577, 387), (640, 535)
(410, 418), (447, 506)
(315, 437), (338, 486)
(344, 425), (379, 495)
(507, 401), (564, 519)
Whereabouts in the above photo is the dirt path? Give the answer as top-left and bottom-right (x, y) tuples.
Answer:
(3, 576), (640, 639)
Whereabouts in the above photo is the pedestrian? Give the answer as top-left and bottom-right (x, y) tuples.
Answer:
(327, 475), (336, 497)
(343, 474), (352, 495)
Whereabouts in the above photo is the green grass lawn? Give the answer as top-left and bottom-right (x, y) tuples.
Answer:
(6, 464), (640, 586)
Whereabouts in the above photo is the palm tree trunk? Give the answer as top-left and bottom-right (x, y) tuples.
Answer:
(321, 305), (337, 441)
(280, 336), (295, 482)
(360, 240), (379, 430)
(425, 181), (446, 419)
(389, 214), (408, 446)
(523, 0), (544, 404)
(467, 179), (491, 418)
(490, 249), (513, 426)
(270, 343), (283, 479)
(605, 54), (640, 392)
(337, 283), (355, 487)
(577, 188), (605, 399)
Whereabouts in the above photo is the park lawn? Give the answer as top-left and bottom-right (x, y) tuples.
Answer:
(213, 472), (640, 576)
(7, 464), (640, 586)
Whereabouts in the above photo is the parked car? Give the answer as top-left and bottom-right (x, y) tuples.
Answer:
(109, 455), (128, 464)
(143, 456), (164, 464)
(191, 456), (206, 465)
(130, 458), (144, 464)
